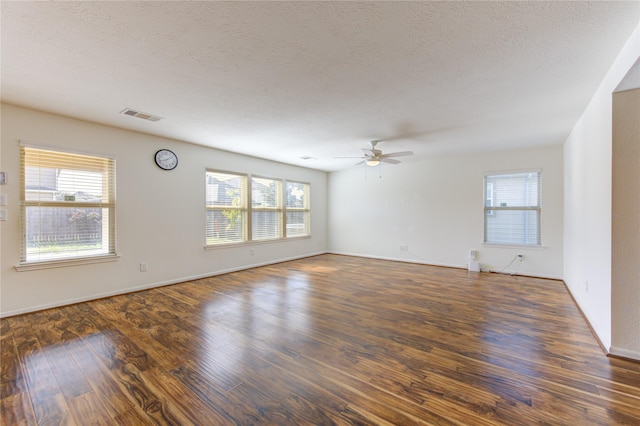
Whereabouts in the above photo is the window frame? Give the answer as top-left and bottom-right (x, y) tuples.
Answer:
(483, 170), (541, 248)
(284, 180), (310, 238)
(205, 170), (311, 247)
(205, 170), (248, 246)
(250, 175), (283, 242)
(17, 143), (118, 270)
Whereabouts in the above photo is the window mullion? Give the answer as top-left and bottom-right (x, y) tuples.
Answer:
(282, 187), (287, 239)
(247, 174), (253, 241)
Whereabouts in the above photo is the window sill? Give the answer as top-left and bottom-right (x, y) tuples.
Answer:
(204, 235), (311, 250)
(482, 243), (545, 250)
(15, 254), (121, 272)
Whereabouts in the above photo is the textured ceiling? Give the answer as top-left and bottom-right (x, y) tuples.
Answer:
(2, 1), (639, 171)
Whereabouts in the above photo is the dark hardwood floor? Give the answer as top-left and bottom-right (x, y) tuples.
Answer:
(1, 254), (639, 425)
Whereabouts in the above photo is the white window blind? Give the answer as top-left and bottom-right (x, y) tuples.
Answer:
(285, 181), (310, 237)
(20, 145), (116, 263)
(251, 177), (282, 241)
(205, 171), (311, 246)
(206, 171), (247, 245)
(484, 171), (541, 246)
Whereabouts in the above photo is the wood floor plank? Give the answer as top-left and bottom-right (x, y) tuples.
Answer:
(110, 407), (154, 426)
(59, 303), (182, 424)
(12, 334), (60, 410)
(139, 367), (231, 425)
(66, 392), (112, 426)
(1, 254), (639, 425)
(32, 392), (77, 426)
(337, 403), (399, 426)
(170, 364), (247, 424)
(172, 367), (265, 424)
(262, 346), (464, 425)
(245, 352), (351, 416)
(263, 393), (351, 426)
(40, 342), (92, 401)
(102, 361), (184, 424)
(1, 336), (27, 400)
(0, 392), (37, 426)
(65, 336), (142, 420)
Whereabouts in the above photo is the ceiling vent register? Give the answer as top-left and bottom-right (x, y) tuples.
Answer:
(120, 108), (163, 122)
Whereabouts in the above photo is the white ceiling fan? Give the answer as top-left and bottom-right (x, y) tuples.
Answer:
(338, 140), (414, 167)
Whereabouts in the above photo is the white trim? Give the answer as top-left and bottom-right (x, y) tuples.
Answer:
(15, 254), (121, 271)
(330, 250), (469, 270)
(19, 139), (116, 160)
(482, 243), (546, 250)
(564, 284), (612, 351)
(483, 167), (542, 177)
(2, 251), (325, 318)
(491, 269), (562, 280)
(609, 346), (640, 361)
(329, 251), (563, 280)
(204, 235), (312, 250)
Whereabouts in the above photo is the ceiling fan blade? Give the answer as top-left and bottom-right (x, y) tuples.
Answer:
(380, 158), (401, 164)
(381, 151), (414, 158)
(338, 140), (413, 168)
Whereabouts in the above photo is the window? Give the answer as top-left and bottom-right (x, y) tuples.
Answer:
(285, 181), (310, 237)
(251, 176), (282, 241)
(205, 171), (310, 246)
(205, 171), (247, 245)
(20, 144), (116, 264)
(484, 171), (541, 246)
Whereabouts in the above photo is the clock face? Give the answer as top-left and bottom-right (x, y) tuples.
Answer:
(155, 149), (178, 170)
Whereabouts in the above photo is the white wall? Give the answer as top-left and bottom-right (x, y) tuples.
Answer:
(563, 23), (640, 355)
(328, 145), (564, 279)
(0, 104), (328, 316)
(612, 87), (640, 360)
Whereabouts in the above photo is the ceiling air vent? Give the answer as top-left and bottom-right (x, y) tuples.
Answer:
(120, 108), (163, 122)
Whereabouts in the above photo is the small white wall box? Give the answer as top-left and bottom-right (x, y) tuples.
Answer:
(468, 261), (481, 272)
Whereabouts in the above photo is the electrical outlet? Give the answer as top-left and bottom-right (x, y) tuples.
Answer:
(250, 248), (255, 256)
(585, 281), (589, 292)
(400, 244), (408, 251)
(140, 262), (148, 272)
(517, 254), (525, 261)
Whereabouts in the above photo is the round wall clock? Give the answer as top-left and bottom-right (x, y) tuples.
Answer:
(154, 149), (178, 170)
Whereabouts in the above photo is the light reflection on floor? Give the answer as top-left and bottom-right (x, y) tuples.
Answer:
(199, 271), (312, 380)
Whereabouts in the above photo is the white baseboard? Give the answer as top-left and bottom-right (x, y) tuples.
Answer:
(327, 250), (563, 280)
(328, 250), (467, 270)
(562, 283), (612, 352)
(609, 346), (640, 361)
